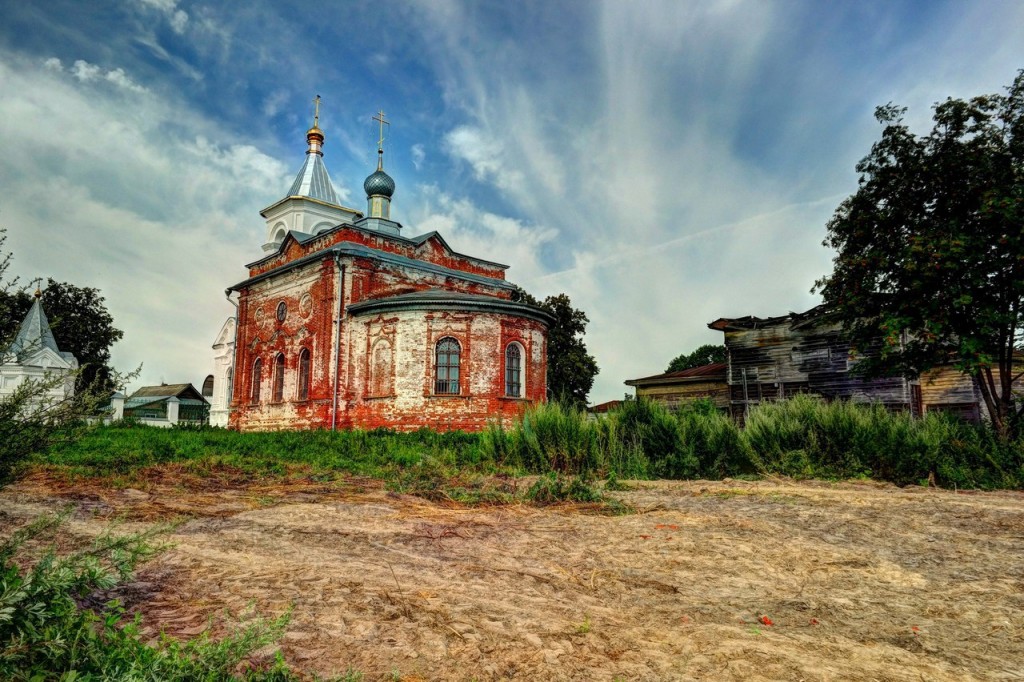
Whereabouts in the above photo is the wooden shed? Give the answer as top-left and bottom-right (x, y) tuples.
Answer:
(624, 362), (729, 412)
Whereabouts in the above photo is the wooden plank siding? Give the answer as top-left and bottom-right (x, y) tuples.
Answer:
(915, 365), (1023, 423)
(635, 381), (729, 411)
(710, 308), (912, 422)
(625, 362), (729, 412)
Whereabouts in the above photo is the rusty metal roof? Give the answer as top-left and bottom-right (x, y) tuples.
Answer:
(625, 362), (728, 387)
(707, 305), (828, 332)
(233, 240), (516, 294)
(588, 399), (623, 413)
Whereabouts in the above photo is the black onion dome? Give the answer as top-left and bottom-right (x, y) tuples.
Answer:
(364, 169), (395, 198)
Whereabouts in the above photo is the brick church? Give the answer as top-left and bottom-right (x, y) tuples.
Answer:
(211, 104), (552, 432)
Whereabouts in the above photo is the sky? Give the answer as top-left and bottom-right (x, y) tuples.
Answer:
(1, 0), (1023, 405)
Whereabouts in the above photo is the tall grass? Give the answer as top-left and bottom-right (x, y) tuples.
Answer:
(489, 397), (1022, 489)
(34, 397), (1024, 490)
(743, 394), (1022, 487)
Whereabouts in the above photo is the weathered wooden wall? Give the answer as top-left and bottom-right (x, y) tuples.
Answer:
(715, 313), (911, 420)
(635, 381), (729, 411)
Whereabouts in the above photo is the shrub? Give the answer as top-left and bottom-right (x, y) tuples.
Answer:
(0, 512), (305, 681)
(613, 399), (696, 478)
(676, 401), (753, 478)
(525, 473), (603, 505)
(739, 395), (1023, 488)
(482, 402), (603, 475)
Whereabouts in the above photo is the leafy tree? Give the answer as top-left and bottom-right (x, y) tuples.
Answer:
(814, 70), (1024, 438)
(665, 343), (727, 373)
(517, 291), (599, 407)
(0, 278), (123, 392)
(0, 230), (127, 485)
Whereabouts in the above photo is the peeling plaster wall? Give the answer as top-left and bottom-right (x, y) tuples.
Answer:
(230, 256), (338, 431)
(229, 230), (548, 432)
(341, 309), (547, 432)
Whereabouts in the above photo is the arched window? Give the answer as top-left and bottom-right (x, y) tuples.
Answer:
(251, 358), (262, 403)
(434, 337), (461, 395)
(370, 340), (393, 396)
(505, 342), (523, 398)
(298, 348), (310, 401)
(226, 366), (234, 404)
(273, 353), (285, 402)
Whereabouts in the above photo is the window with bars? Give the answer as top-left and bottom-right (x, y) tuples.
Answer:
(251, 358), (262, 403)
(434, 337), (461, 395)
(273, 353), (285, 402)
(298, 348), (310, 400)
(505, 342), (522, 397)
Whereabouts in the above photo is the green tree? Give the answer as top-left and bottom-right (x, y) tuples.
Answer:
(0, 278), (123, 392)
(814, 70), (1024, 438)
(665, 343), (727, 373)
(0, 231), (126, 485)
(517, 291), (599, 407)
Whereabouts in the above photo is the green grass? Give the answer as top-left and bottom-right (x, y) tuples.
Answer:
(38, 424), (488, 481)
(31, 396), (1024, 492)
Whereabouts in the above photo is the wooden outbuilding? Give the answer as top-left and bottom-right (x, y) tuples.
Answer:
(624, 362), (729, 412)
(708, 306), (997, 423)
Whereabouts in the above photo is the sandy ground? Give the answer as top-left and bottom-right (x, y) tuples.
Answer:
(2, 468), (1023, 681)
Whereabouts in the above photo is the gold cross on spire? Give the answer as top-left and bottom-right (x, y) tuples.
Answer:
(373, 109), (389, 151)
(312, 94), (321, 128)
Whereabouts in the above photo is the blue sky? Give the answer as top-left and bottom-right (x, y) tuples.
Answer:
(1, 0), (1023, 403)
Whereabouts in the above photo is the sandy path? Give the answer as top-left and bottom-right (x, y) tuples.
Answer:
(2, 473), (1023, 681)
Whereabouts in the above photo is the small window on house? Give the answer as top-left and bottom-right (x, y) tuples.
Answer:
(276, 301), (287, 323)
(273, 353), (285, 402)
(298, 348), (310, 401)
(505, 342), (523, 398)
(251, 358), (262, 403)
(226, 366), (234, 403)
(434, 337), (461, 395)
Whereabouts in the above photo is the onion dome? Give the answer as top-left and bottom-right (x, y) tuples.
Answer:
(365, 111), (395, 220)
(364, 165), (395, 198)
(305, 125), (324, 155)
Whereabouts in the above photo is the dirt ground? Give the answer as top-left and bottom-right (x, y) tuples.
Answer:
(2, 468), (1023, 681)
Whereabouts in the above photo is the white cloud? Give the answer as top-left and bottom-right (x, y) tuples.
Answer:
(70, 59), (101, 82)
(170, 9), (189, 34)
(405, 185), (556, 286)
(0, 51), (283, 392)
(67, 59), (147, 93)
(104, 67), (147, 93)
(43, 57), (62, 71)
(135, 0), (189, 34)
(262, 89), (289, 118)
(410, 143), (425, 170)
(444, 125), (524, 194)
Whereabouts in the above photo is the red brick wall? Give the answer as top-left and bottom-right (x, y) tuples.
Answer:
(249, 225), (508, 283)
(230, 249), (547, 433)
